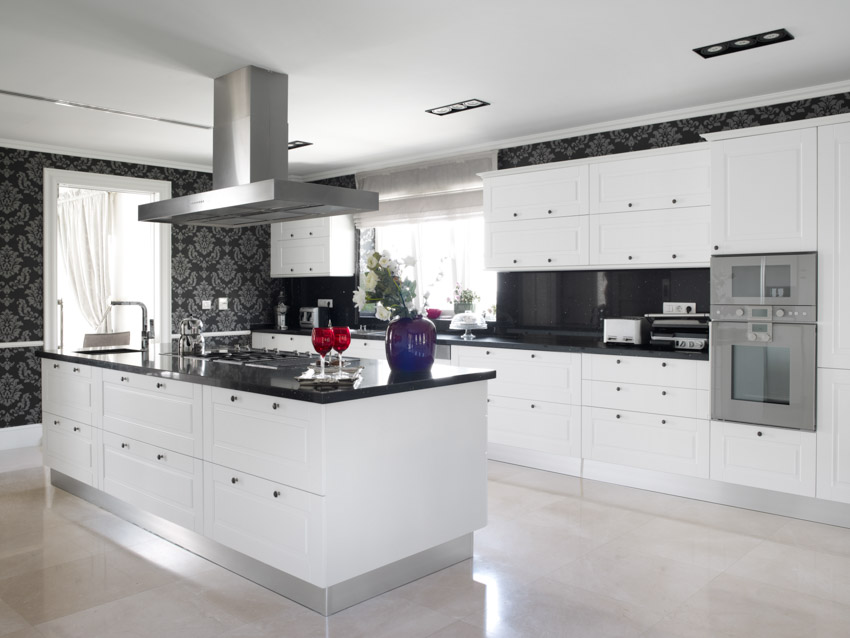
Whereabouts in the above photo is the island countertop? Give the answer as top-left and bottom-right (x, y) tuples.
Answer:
(38, 348), (495, 404)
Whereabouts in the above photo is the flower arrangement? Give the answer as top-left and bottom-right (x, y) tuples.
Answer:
(352, 251), (418, 321)
(451, 283), (480, 305)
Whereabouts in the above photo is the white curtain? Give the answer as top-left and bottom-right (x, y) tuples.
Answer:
(57, 189), (114, 331)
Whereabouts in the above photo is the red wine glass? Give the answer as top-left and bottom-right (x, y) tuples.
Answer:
(332, 326), (351, 376)
(311, 327), (334, 378)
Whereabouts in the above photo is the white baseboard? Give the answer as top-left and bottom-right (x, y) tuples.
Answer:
(0, 423), (43, 451)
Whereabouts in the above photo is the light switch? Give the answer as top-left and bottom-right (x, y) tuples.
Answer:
(218, 298), (228, 310)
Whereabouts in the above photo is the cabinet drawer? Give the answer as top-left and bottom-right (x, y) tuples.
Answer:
(42, 363), (95, 425)
(102, 430), (203, 532)
(272, 217), (330, 241)
(204, 461), (324, 585)
(589, 150), (710, 214)
(583, 354), (698, 388)
(485, 216), (588, 270)
(488, 396), (581, 458)
(102, 371), (202, 457)
(486, 165), (588, 222)
(345, 339), (386, 361)
(582, 407), (709, 478)
(252, 333), (314, 352)
(452, 346), (581, 404)
(584, 380), (698, 418)
(589, 207), (711, 266)
(710, 421), (816, 497)
(44, 411), (97, 486)
(207, 387), (322, 494)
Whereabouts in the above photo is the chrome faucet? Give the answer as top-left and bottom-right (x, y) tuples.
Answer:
(111, 301), (155, 351)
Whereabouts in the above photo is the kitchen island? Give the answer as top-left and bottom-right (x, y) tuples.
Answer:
(39, 348), (494, 615)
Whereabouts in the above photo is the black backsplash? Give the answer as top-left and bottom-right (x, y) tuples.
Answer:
(496, 268), (709, 335)
(272, 276), (359, 329)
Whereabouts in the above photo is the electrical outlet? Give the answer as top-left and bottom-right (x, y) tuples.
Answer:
(202, 300), (212, 310)
(663, 301), (696, 314)
(218, 297), (228, 310)
(318, 298), (333, 308)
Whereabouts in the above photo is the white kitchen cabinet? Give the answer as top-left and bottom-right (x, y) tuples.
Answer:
(101, 369), (203, 458)
(484, 164), (588, 221)
(817, 122), (850, 368)
(43, 411), (100, 486)
(41, 360), (97, 425)
(817, 368), (850, 504)
(102, 430), (204, 532)
(344, 338), (387, 361)
(271, 215), (355, 277)
(203, 461), (325, 583)
(582, 407), (709, 478)
(589, 207), (711, 267)
(452, 345), (582, 472)
(589, 149), (710, 214)
(485, 216), (588, 270)
(252, 332), (314, 352)
(204, 386), (324, 494)
(710, 128), (817, 254)
(710, 420), (816, 497)
(583, 380), (700, 419)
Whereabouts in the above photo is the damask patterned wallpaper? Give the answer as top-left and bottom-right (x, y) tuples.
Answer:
(0, 147), (279, 427)
(498, 91), (850, 168)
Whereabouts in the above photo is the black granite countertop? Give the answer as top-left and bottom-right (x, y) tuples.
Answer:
(252, 327), (710, 361)
(38, 347), (496, 404)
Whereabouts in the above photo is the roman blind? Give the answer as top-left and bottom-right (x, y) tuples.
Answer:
(353, 151), (495, 227)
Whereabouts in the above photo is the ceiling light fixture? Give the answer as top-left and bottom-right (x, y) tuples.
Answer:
(426, 99), (490, 116)
(694, 28), (793, 59)
(287, 140), (313, 150)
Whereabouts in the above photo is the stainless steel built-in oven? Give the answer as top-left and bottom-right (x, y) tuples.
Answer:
(710, 252), (817, 431)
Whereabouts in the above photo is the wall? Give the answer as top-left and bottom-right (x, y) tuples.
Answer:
(0, 147), (279, 428)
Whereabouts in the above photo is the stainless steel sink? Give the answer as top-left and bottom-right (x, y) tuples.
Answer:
(74, 347), (142, 354)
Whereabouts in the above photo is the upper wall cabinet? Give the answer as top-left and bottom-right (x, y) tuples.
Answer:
(710, 128), (817, 254)
(270, 216), (355, 278)
(588, 149), (710, 214)
(485, 165), (589, 222)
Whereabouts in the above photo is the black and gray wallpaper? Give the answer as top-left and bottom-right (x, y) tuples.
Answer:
(498, 92), (850, 168)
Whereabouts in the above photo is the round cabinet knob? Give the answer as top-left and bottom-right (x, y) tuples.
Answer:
(157, 454), (165, 460)
(73, 367), (80, 372)
(714, 245), (719, 251)
(616, 359), (621, 364)
(775, 309), (785, 318)
(748, 333), (757, 341)
(547, 209), (553, 215)
(628, 255), (633, 260)
(273, 491), (281, 498)
(735, 308), (745, 317)
(661, 362), (667, 367)
(156, 382), (164, 389)
(121, 443), (128, 449)
(121, 376), (128, 382)
(530, 404), (536, 409)
(272, 403), (280, 410)
(53, 420), (59, 425)
(231, 477), (238, 484)
(616, 386), (621, 391)
(53, 363), (59, 369)
(672, 199), (678, 204)
(530, 354), (536, 358)
(290, 268), (294, 272)
(230, 395), (238, 402)
(757, 431), (763, 437)
(513, 212), (518, 217)
(547, 258), (552, 263)
(671, 254), (677, 259)
(73, 426), (80, 432)
(661, 419), (667, 424)
(513, 259), (518, 264)
(309, 232), (313, 236)
(628, 202), (633, 208)
(290, 233), (294, 237)
(485, 351), (491, 355)
(616, 414), (621, 419)
(662, 391), (667, 396)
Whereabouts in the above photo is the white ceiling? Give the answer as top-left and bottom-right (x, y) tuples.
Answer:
(2, 0), (850, 180)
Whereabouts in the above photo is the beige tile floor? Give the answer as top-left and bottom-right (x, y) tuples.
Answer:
(2, 448), (850, 637)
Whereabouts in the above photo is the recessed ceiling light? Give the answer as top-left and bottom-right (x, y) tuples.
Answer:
(426, 99), (490, 116)
(694, 28), (793, 59)
(287, 140), (313, 150)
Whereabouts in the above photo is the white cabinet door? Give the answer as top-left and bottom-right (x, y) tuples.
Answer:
(102, 370), (203, 457)
(345, 338), (387, 361)
(710, 420), (816, 497)
(485, 164), (588, 221)
(42, 360), (96, 425)
(488, 396), (581, 458)
(711, 128), (817, 254)
(203, 461), (325, 586)
(485, 216), (588, 270)
(582, 407), (709, 478)
(817, 368), (850, 504)
(818, 122), (850, 368)
(589, 150), (711, 214)
(583, 380), (699, 418)
(204, 387), (323, 494)
(589, 207), (711, 267)
(452, 346), (581, 405)
(583, 354), (699, 388)
(43, 411), (99, 486)
(252, 333), (314, 352)
(102, 430), (204, 532)
(270, 216), (355, 278)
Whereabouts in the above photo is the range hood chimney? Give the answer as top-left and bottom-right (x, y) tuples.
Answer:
(139, 66), (378, 227)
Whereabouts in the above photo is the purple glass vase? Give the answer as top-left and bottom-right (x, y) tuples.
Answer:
(385, 316), (437, 372)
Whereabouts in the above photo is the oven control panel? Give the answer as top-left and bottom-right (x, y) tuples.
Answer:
(712, 304), (816, 323)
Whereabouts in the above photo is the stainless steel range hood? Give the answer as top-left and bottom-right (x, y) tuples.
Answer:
(139, 66), (378, 227)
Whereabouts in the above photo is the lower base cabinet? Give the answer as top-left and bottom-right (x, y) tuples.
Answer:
(203, 461), (325, 585)
(582, 407), (709, 478)
(44, 411), (99, 487)
(709, 420), (816, 497)
(817, 368), (850, 504)
(488, 396), (581, 458)
(102, 431), (204, 532)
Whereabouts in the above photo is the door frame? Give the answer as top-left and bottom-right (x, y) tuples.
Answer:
(43, 168), (172, 350)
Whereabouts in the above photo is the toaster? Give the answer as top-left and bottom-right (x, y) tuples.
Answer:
(299, 306), (330, 329)
(603, 317), (649, 345)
